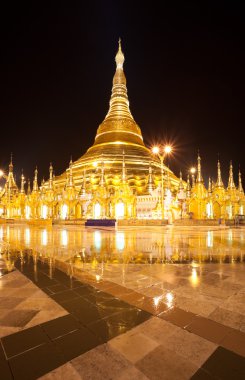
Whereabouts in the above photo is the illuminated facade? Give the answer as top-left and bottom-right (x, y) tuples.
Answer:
(0, 42), (244, 222)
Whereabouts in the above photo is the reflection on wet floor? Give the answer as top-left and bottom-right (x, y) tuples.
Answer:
(0, 225), (245, 379)
(0, 225), (245, 267)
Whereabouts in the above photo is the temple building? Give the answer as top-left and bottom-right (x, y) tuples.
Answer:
(0, 42), (244, 222)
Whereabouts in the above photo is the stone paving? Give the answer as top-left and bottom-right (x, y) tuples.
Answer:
(0, 224), (244, 379)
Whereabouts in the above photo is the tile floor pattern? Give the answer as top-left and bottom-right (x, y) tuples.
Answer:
(0, 253), (244, 379)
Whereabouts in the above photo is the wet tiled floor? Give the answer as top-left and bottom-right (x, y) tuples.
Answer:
(0, 224), (245, 379)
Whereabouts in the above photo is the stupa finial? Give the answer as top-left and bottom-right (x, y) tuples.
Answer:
(115, 38), (124, 69)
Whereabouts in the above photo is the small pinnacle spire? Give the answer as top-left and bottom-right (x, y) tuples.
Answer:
(27, 179), (31, 195)
(20, 172), (25, 194)
(228, 161), (236, 189)
(68, 159), (74, 187)
(178, 171), (184, 191)
(49, 163), (53, 189)
(208, 177), (212, 195)
(216, 160), (224, 188)
(147, 162), (154, 194)
(238, 170), (244, 193)
(9, 153), (13, 172)
(196, 153), (203, 183)
(33, 167), (38, 192)
(80, 169), (86, 196)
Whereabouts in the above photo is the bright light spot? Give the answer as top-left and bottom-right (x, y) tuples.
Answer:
(115, 202), (124, 219)
(207, 231), (213, 248)
(94, 231), (101, 250)
(164, 145), (172, 154)
(41, 229), (48, 246)
(116, 232), (125, 250)
(152, 146), (159, 154)
(94, 203), (101, 218)
(190, 167), (196, 174)
(93, 161), (98, 167)
(61, 230), (68, 246)
(25, 228), (30, 245)
(61, 204), (68, 220)
(41, 205), (48, 219)
(0, 170), (4, 177)
(0, 207), (3, 216)
(153, 295), (163, 307)
(190, 268), (199, 287)
(166, 292), (174, 308)
(96, 274), (101, 282)
(25, 206), (31, 219)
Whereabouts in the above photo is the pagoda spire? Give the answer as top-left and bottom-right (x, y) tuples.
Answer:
(49, 163), (53, 189)
(196, 152), (203, 183)
(227, 161), (236, 189)
(9, 153), (13, 173)
(33, 167), (38, 192)
(216, 160), (224, 188)
(20, 171), (25, 194)
(104, 39), (134, 122)
(238, 170), (244, 194)
(68, 159), (74, 187)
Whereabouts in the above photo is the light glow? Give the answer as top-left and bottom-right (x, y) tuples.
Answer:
(164, 145), (172, 154)
(115, 201), (124, 219)
(25, 206), (31, 219)
(152, 146), (159, 154)
(61, 204), (68, 220)
(94, 202), (101, 218)
(41, 205), (48, 219)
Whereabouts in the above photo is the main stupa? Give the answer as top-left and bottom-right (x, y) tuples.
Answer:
(55, 40), (179, 193)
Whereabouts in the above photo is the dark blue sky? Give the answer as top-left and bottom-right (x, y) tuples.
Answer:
(0, 1), (244, 186)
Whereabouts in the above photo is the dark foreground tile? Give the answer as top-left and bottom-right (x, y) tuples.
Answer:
(202, 346), (245, 380)
(50, 289), (80, 303)
(9, 342), (64, 380)
(1, 325), (49, 358)
(54, 327), (100, 361)
(190, 368), (216, 379)
(159, 307), (197, 328)
(46, 283), (68, 294)
(41, 314), (81, 339)
(220, 329), (245, 357)
(0, 344), (13, 380)
(187, 316), (233, 344)
(89, 307), (151, 342)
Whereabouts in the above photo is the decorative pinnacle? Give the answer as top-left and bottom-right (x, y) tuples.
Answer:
(216, 160), (224, 188)
(115, 38), (125, 69)
(228, 161), (236, 189)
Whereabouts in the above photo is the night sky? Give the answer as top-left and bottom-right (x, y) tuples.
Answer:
(0, 2), (244, 187)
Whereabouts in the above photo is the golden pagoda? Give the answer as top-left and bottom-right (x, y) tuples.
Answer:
(54, 40), (179, 193)
(1, 41), (244, 223)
